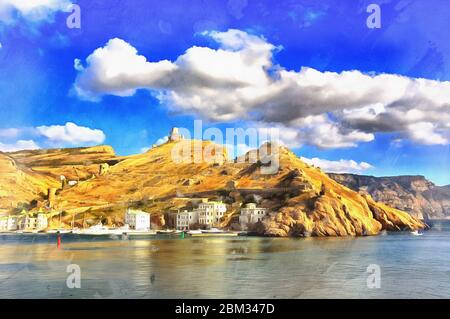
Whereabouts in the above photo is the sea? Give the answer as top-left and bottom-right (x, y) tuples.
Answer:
(0, 220), (449, 299)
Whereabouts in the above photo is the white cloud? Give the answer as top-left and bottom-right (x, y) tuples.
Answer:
(290, 115), (374, 149)
(155, 135), (169, 146)
(0, 139), (39, 152)
(36, 122), (105, 145)
(406, 122), (447, 145)
(74, 38), (176, 101)
(140, 146), (151, 153)
(73, 29), (450, 149)
(300, 157), (373, 174)
(0, 122), (106, 152)
(139, 135), (168, 153)
(0, 128), (21, 138)
(0, 0), (72, 23)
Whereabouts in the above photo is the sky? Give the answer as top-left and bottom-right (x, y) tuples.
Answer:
(0, 0), (449, 184)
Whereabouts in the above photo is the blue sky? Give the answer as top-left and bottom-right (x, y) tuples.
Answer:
(0, 0), (449, 185)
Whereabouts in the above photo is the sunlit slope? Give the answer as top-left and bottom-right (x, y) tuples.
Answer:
(8, 145), (120, 181)
(42, 140), (425, 235)
(0, 152), (59, 210)
(257, 147), (425, 236)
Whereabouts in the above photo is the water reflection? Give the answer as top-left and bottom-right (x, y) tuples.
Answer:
(0, 221), (449, 298)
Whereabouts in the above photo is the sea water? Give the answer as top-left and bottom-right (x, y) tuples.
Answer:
(0, 221), (449, 298)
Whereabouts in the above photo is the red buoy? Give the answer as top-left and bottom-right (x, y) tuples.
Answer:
(57, 231), (61, 249)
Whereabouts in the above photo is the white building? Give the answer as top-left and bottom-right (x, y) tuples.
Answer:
(196, 201), (227, 226)
(125, 209), (151, 231)
(36, 214), (48, 230)
(0, 217), (9, 231)
(68, 180), (78, 186)
(239, 203), (267, 229)
(19, 214), (48, 231)
(7, 216), (18, 231)
(174, 210), (199, 230)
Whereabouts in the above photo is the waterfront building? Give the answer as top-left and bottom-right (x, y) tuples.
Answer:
(239, 203), (268, 229)
(196, 201), (227, 226)
(174, 210), (199, 230)
(36, 214), (48, 230)
(0, 217), (8, 231)
(18, 213), (48, 231)
(125, 209), (151, 231)
(8, 216), (18, 230)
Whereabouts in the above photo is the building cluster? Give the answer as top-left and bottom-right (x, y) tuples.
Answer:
(1, 198), (269, 233)
(166, 199), (268, 230)
(0, 211), (48, 232)
(166, 199), (226, 230)
(124, 208), (151, 231)
(238, 203), (267, 229)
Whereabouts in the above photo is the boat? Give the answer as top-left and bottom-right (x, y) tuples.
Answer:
(46, 229), (72, 234)
(410, 230), (424, 236)
(201, 228), (225, 234)
(73, 223), (124, 235)
(189, 231), (239, 237)
(187, 228), (239, 237)
(22, 229), (41, 234)
(187, 230), (202, 235)
(124, 230), (157, 236)
(157, 229), (182, 235)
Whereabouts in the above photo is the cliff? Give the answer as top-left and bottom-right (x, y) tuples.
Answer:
(0, 152), (59, 210)
(1, 140), (426, 235)
(329, 173), (450, 219)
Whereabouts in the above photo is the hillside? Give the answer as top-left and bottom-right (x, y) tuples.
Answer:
(329, 174), (450, 219)
(8, 145), (121, 181)
(1, 139), (426, 236)
(0, 152), (59, 211)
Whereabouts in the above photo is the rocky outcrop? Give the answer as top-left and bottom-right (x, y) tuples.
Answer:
(99, 163), (110, 176)
(0, 153), (59, 209)
(259, 186), (425, 237)
(169, 127), (183, 142)
(2, 142), (426, 236)
(329, 173), (450, 219)
(47, 188), (58, 208)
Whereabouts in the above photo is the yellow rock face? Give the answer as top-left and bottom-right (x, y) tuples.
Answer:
(0, 152), (59, 209)
(1, 141), (426, 235)
(258, 146), (425, 236)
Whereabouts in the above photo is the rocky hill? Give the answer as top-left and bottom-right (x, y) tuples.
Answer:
(8, 145), (121, 181)
(0, 152), (59, 211)
(0, 138), (426, 236)
(328, 174), (450, 219)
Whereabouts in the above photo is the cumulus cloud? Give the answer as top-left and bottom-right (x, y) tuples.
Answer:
(300, 157), (373, 174)
(73, 29), (450, 149)
(0, 122), (106, 152)
(0, 128), (21, 138)
(0, 139), (39, 152)
(140, 146), (151, 153)
(155, 135), (169, 146)
(36, 122), (105, 145)
(139, 135), (169, 153)
(0, 0), (72, 23)
(73, 38), (176, 101)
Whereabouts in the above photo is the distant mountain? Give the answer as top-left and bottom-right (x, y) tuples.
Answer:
(328, 174), (450, 219)
(1, 137), (426, 236)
